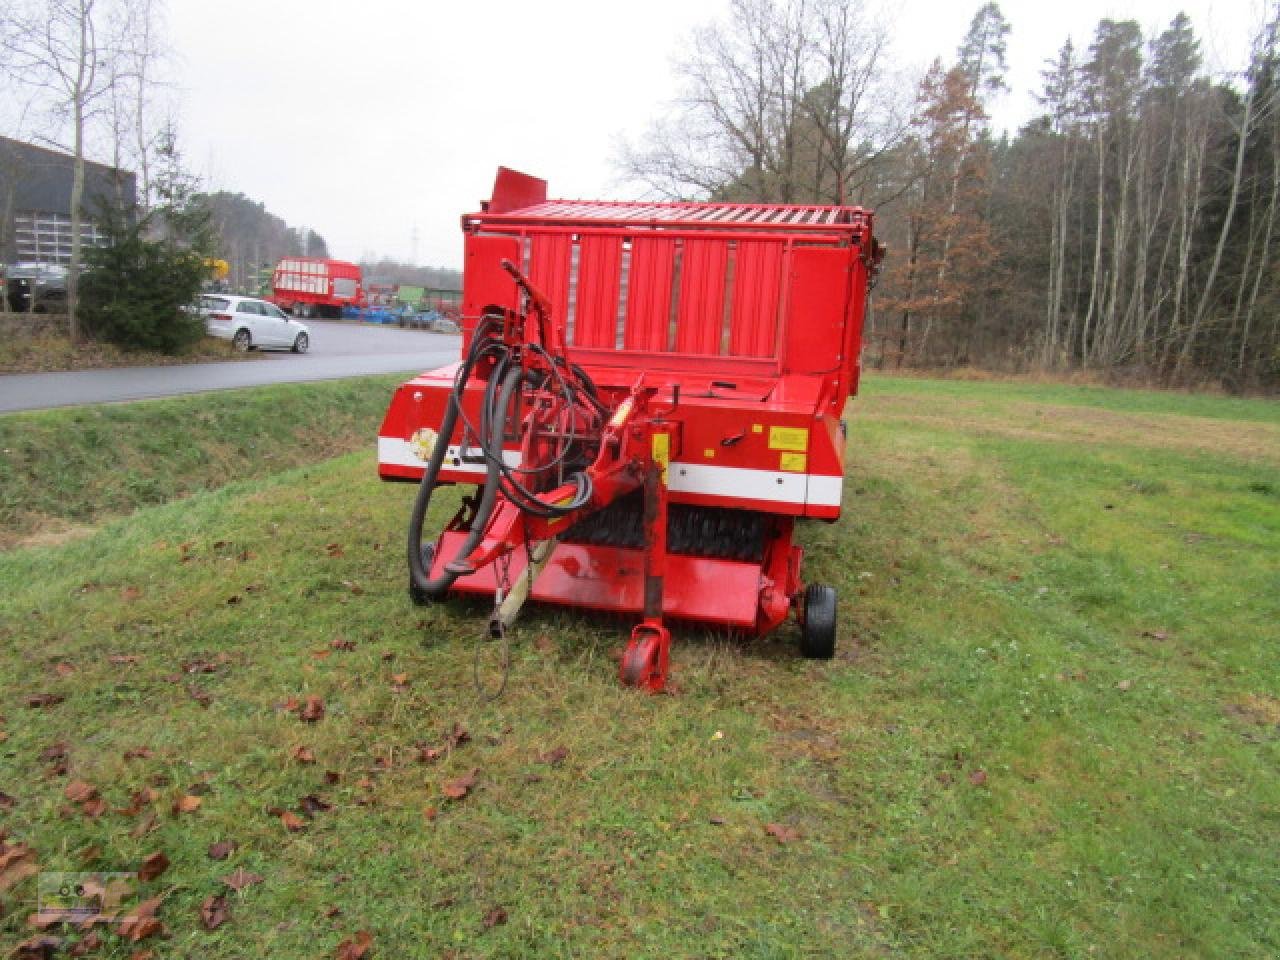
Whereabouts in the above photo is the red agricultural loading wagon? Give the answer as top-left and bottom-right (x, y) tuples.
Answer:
(270, 256), (364, 319)
(378, 167), (881, 691)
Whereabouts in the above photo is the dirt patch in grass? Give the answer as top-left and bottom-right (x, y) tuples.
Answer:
(0, 328), (259, 373)
(1225, 693), (1280, 727)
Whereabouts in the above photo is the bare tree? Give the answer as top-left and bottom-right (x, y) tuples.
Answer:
(0, 0), (137, 341)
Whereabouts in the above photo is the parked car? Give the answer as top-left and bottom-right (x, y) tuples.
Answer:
(3, 262), (69, 312)
(204, 295), (310, 353)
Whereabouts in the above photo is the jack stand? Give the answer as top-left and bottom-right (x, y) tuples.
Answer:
(620, 447), (672, 692)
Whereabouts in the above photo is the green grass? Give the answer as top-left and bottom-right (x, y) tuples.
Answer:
(0, 375), (404, 547)
(1, 375), (1277, 958)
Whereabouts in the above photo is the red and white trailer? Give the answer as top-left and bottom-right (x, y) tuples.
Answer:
(270, 257), (364, 318)
(378, 167), (881, 690)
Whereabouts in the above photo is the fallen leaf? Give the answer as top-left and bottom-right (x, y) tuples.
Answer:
(330, 638), (356, 651)
(80, 797), (106, 818)
(129, 951), (155, 960)
(0, 790), (14, 810)
(121, 586), (142, 601)
(187, 685), (212, 708)
(391, 673), (409, 692)
(40, 742), (68, 762)
(341, 580), (364, 595)
(118, 895), (164, 942)
(137, 852), (169, 882)
(300, 696), (325, 723)
(26, 911), (65, 930)
(969, 769), (988, 786)
(422, 806), (438, 822)
(322, 905), (342, 918)
(325, 543), (344, 558)
(123, 746), (153, 760)
(0, 844), (40, 893)
(53, 662), (76, 677)
(418, 746), (442, 764)
(207, 840), (237, 861)
(335, 930), (372, 959)
(290, 745), (316, 765)
(324, 770), (341, 785)
(534, 634), (553, 653)
(221, 867), (263, 891)
(442, 768), (478, 801)
(279, 810), (306, 832)
(444, 723), (470, 749)
(537, 746), (569, 766)
(26, 693), (65, 708)
(65, 781), (97, 804)
(765, 823), (800, 843)
(109, 654), (141, 666)
(482, 906), (508, 929)
(172, 794), (202, 814)
(225, 594), (242, 605)
(68, 930), (102, 955)
(199, 895), (229, 931)
(1141, 630), (1169, 641)
(11, 936), (61, 959)
(299, 794), (332, 817)
(709, 815), (726, 825)
(130, 811), (159, 838)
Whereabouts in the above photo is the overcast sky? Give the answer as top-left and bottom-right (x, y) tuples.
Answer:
(167, 0), (1261, 269)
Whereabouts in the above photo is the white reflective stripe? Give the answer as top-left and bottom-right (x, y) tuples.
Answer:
(377, 437), (843, 506)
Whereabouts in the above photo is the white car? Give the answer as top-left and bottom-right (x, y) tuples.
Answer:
(204, 295), (310, 353)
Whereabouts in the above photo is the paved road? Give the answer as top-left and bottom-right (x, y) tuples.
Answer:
(0, 321), (461, 413)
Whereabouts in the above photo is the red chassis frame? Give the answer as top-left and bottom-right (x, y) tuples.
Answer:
(378, 168), (880, 690)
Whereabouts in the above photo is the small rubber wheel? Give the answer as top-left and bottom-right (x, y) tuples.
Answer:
(292, 332), (309, 353)
(620, 633), (659, 688)
(800, 584), (837, 659)
(232, 328), (251, 352)
(408, 543), (436, 606)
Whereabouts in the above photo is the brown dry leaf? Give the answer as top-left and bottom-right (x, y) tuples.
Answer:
(418, 746), (442, 764)
(11, 936), (61, 959)
(444, 723), (470, 749)
(129, 950), (155, 960)
(330, 638), (356, 651)
(200, 894), (230, 931)
(298, 795), (332, 817)
(64, 781), (98, 804)
(969, 769), (988, 786)
(221, 867), (263, 891)
(422, 806), (438, 822)
(187, 685), (212, 708)
(322, 905), (342, 918)
(0, 847), (40, 893)
(764, 823), (801, 844)
(53, 662), (76, 677)
(121, 586), (142, 602)
(482, 905), (508, 929)
(335, 930), (373, 960)
(137, 852), (169, 882)
(0, 790), (15, 810)
(123, 747), (153, 762)
(324, 770), (341, 785)
(80, 797), (107, 818)
(26, 911), (66, 930)
(109, 654), (141, 666)
(118, 895), (164, 942)
(300, 696), (325, 723)
(442, 768), (478, 801)
(207, 840), (237, 861)
(391, 673), (409, 692)
(538, 746), (569, 766)
(68, 930), (102, 956)
(40, 741), (68, 762)
(279, 811), (306, 833)
(172, 794), (203, 814)
(26, 693), (65, 708)
(325, 543), (344, 558)
(119, 787), (157, 816)
(290, 745), (316, 765)
(534, 634), (554, 653)
(341, 580), (364, 596)
(130, 811), (159, 838)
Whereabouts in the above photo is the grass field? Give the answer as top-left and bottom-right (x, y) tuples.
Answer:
(1, 375), (1277, 958)
(0, 375), (403, 549)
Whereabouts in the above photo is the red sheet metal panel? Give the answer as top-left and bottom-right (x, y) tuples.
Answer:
(432, 533), (762, 627)
(624, 237), (675, 352)
(730, 240), (785, 357)
(573, 235), (622, 348)
(675, 238), (729, 355)
(528, 233), (572, 331)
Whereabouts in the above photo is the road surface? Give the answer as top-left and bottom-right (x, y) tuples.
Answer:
(0, 321), (460, 413)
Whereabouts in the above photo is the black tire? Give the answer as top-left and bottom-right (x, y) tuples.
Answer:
(800, 584), (837, 659)
(232, 328), (251, 352)
(409, 543), (436, 606)
(292, 332), (309, 354)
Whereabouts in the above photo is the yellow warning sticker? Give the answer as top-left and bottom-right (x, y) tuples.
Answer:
(780, 452), (807, 472)
(651, 433), (670, 483)
(752, 423), (763, 434)
(703, 448), (715, 459)
(768, 426), (809, 452)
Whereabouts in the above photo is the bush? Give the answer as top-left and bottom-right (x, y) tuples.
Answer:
(80, 200), (214, 354)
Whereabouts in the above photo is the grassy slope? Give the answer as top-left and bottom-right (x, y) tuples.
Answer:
(1, 376), (1277, 958)
(0, 375), (403, 547)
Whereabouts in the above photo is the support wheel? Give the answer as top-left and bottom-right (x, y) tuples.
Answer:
(409, 543), (436, 606)
(800, 584), (837, 659)
(292, 332), (309, 354)
(232, 328), (251, 352)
